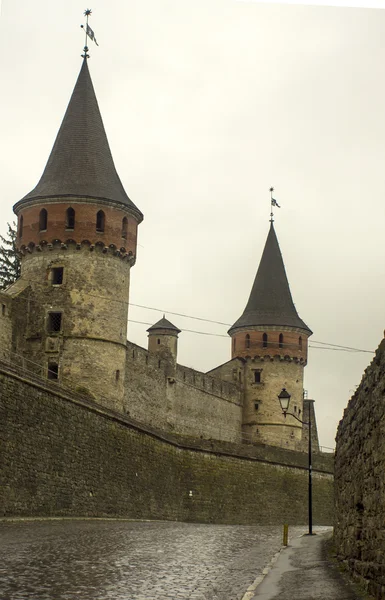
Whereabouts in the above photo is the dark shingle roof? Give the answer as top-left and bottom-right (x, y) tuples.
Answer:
(16, 59), (142, 219)
(228, 223), (312, 335)
(147, 317), (181, 334)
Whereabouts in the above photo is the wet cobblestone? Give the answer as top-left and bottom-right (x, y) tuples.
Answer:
(0, 520), (307, 600)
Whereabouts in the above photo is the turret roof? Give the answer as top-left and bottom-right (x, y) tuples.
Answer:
(147, 317), (181, 334)
(15, 58), (142, 220)
(229, 223), (312, 335)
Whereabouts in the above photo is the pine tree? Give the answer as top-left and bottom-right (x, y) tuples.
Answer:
(0, 222), (21, 290)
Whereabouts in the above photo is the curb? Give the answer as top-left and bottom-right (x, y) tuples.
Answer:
(241, 546), (284, 600)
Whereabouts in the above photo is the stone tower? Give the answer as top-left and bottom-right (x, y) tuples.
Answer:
(228, 222), (312, 448)
(12, 58), (143, 411)
(147, 317), (181, 365)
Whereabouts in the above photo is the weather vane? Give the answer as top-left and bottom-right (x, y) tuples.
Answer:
(80, 8), (99, 59)
(269, 187), (281, 222)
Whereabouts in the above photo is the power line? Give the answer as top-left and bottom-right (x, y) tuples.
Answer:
(3, 276), (375, 354)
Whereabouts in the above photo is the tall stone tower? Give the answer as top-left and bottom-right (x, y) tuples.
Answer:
(228, 222), (312, 448)
(12, 58), (143, 411)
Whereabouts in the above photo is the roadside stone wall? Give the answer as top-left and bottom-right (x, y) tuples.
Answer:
(334, 338), (385, 599)
(0, 362), (334, 524)
(124, 342), (242, 443)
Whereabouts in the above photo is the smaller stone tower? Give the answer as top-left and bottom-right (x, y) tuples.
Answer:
(228, 222), (312, 449)
(147, 317), (181, 365)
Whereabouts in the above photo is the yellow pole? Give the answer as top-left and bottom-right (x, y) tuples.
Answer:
(283, 523), (289, 546)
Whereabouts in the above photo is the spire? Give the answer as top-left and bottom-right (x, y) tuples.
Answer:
(16, 59), (142, 220)
(229, 223), (311, 335)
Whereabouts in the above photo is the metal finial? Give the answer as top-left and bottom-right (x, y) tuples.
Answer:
(269, 187), (281, 222)
(81, 8), (98, 59)
(269, 187), (274, 223)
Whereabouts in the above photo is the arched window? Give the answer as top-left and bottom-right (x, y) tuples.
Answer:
(262, 333), (268, 348)
(245, 334), (250, 349)
(66, 207), (75, 230)
(279, 333), (284, 348)
(19, 215), (23, 239)
(299, 336), (302, 350)
(39, 208), (47, 232)
(96, 210), (105, 233)
(122, 217), (128, 239)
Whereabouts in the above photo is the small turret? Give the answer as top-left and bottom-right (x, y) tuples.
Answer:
(147, 316), (181, 364)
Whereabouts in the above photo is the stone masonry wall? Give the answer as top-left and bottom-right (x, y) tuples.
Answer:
(0, 293), (12, 361)
(0, 362), (334, 524)
(124, 342), (242, 443)
(334, 338), (385, 598)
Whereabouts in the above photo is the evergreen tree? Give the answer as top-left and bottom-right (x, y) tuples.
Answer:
(0, 222), (21, 290)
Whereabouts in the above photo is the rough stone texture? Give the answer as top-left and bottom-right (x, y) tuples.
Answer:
(124, 342), (243, 443)
(334, 338), (385, 599)
(209, 351), (320, 451)
(0, 293), (12, 360)
(0, 363), (333, 524)
(7, 244), (132, 411)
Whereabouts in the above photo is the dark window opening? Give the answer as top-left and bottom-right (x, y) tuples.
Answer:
(19, 215), (23, 239)
(299, 336), (302, 350)
(52, 267), (63, 285)
(116, 370), (120, 381)
(238, 372), (242, 383)
(245, 334), (250, 349)
(39, 208), (48, 231)
(157, 338), (160, 345)
(122, 217), (128, 239)
(48, 363), (59, 380)
(96, 210), (105, 232)
(47, 312), (62, 333)
(254, 402), (259, 410)
(294, 405), (297, 412)
(279, 333), (284, 348)
(262, 333), (268, 348)
(66, 207), (75, 229)
(158, 360), (161, 368)
(2, 304), (5, 316)
(254, 370), (261, 383)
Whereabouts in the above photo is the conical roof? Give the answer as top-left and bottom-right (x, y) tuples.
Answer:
(15, 58), (142, 220)
(147, 317), (181, 334)
(229, 223), (312, 335)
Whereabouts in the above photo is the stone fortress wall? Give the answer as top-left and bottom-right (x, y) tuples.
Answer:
(124, 342), (243, 443)
(334, 338), (385, 599)
(0, 360), (333, 524)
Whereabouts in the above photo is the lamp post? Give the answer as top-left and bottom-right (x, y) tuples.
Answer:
(278, 388), (313, 536)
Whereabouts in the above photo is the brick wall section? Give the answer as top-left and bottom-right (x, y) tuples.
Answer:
(17, 200), (138, 254)
(124, 342), (242, 443)
(334, 339), (385, 598)
(0, 362), (333, 524)
(231, 325), (309, 362)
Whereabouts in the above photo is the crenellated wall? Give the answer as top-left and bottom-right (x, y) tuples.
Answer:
(124, 342), (242, 443)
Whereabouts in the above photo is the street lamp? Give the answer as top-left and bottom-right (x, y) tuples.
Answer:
(278, 388), (314, 536)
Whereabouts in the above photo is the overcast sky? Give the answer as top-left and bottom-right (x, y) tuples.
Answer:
(0, 0), (383, 449)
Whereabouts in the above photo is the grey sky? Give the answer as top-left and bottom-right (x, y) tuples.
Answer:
(0, 0), (383, 449)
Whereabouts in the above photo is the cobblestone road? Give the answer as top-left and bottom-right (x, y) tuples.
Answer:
(0, 520), (309, 600)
